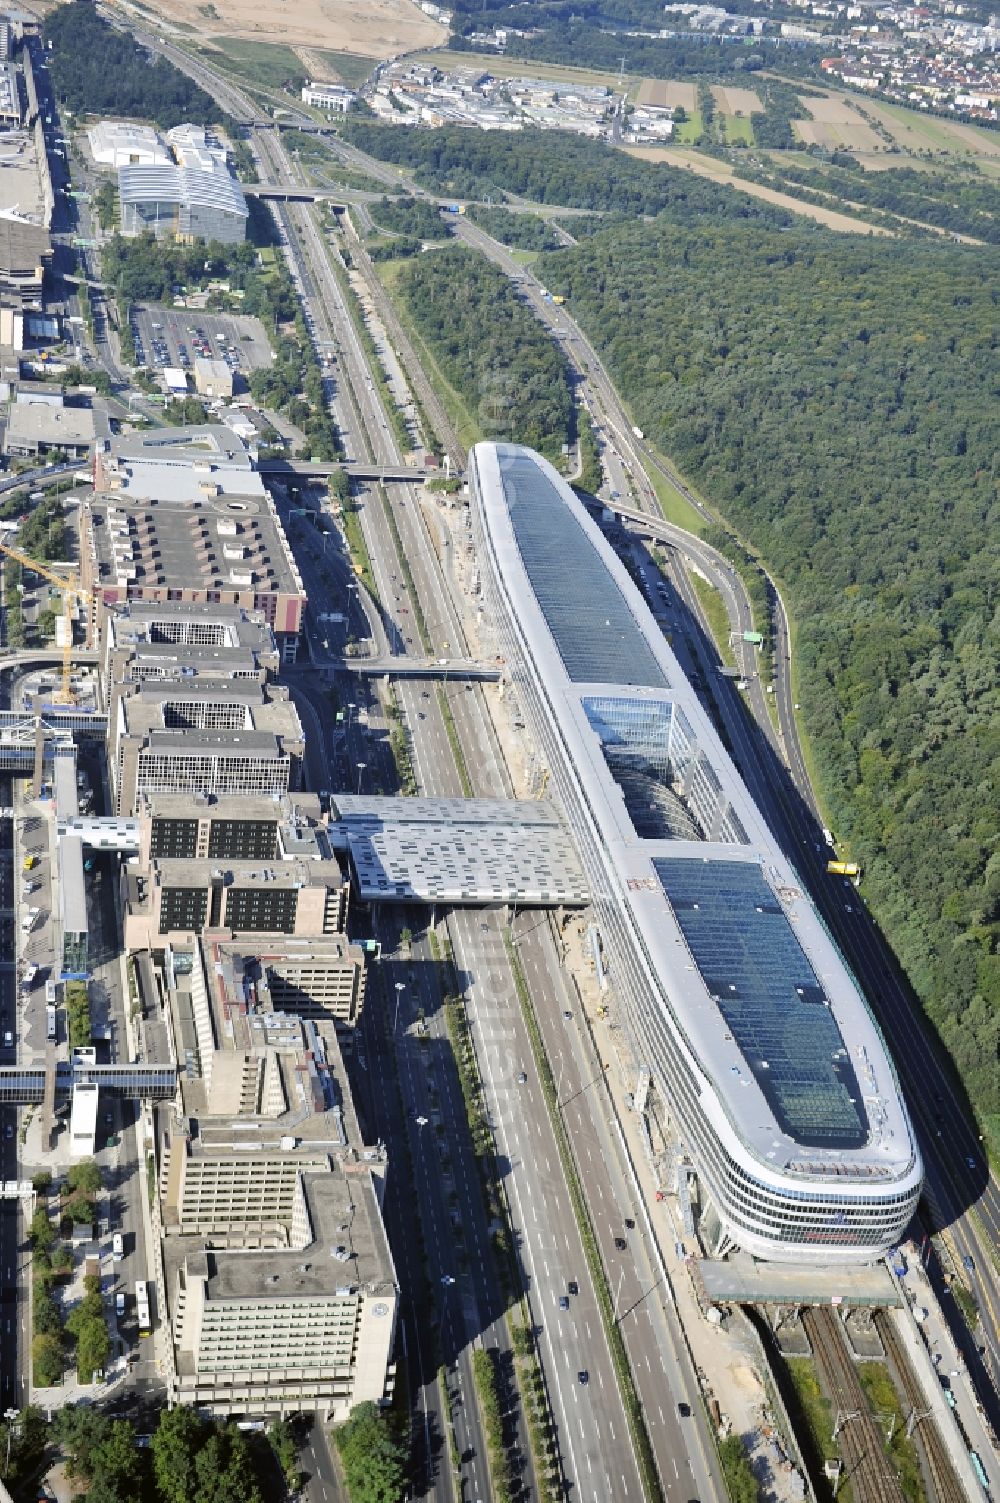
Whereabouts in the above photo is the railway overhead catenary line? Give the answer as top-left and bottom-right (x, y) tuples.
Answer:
(803, 1308), (907, 1503)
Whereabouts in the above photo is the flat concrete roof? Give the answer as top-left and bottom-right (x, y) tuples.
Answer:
(696, 1254), (901, 1308)
(5, 401), (107, 447)
(146, 853), (345, 891)
(120, 684), (303, 750)
(330, 796), (587, 905)
(211, 1168), (391, 1296)
(58, 833), (88, 935)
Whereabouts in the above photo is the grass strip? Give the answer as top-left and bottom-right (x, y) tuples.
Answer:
(472, 1348), (513, 1503)
(383, 684), (417, 795)
(691, 573), (737, 669)
(375, 484), (429, 651)
(330, 231), (414, 454)
(503, 931), (664, 1503)
(855, 1364), (925, 1503)
(509, 1316), (564, 1502)
(339, 497), (379, 604)
(436, 687), (473, 797)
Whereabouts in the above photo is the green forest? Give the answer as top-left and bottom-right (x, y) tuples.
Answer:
(45, 1), (227, 127)
(737, 158), (1000, 243)
(536, 218), (1000, 1116)
(394, 245), (573, 459)
(343, 121), (791, 224)
(369, 196), (448, 240)
(465, 204), (564, 252)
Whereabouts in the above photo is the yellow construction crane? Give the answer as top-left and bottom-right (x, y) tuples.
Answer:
(0, 539), (91, 703)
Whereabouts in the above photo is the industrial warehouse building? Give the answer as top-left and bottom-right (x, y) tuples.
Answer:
(118, 163), (248, 244)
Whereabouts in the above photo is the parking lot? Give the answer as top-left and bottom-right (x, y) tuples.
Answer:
(130, 305), (273, 388)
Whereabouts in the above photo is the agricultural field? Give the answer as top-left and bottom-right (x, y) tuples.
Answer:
(198, 37), (307, 89)
(622, 146), (893, 233)
(720, 112), (754, 144)
(149, 0), (442, 59)
(636, 78), (697, 112)
(712, 84), (761, 115)
(858, 95), (1000, 161)
(793, 94), (883, 152)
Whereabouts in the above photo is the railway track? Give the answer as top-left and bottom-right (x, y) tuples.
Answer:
(876, 1313), (967, 1503)
(802, 1307), (907, 1503)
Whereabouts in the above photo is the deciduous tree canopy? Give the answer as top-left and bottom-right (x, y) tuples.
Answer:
(46, 1), (227, 127)
(538, 216), (1000, 1114)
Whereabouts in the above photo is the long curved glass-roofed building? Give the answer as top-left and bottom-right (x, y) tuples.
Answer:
(470, 442), (921, 1263)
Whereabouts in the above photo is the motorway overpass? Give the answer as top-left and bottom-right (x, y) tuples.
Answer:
(258, 458), (443, 483)
(346, 655), (501, 681)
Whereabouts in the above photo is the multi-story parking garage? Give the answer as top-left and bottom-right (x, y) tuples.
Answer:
(470, 442), (922, 1264)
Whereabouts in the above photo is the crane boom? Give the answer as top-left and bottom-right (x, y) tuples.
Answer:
(0, 539), (85, 703)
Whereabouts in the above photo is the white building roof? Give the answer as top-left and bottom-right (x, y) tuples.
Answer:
(118, 163), (247, 220)
(87, 120), (171, 168)
(473, 443), (919, 1193)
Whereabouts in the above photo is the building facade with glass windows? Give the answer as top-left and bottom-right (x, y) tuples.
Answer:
(470, 442), (922, 1264)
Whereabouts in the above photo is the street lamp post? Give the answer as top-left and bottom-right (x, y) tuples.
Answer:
(394, 982), (405, 1034)
(3, 1408), (19, 1476)
(356, 761), (366, 795)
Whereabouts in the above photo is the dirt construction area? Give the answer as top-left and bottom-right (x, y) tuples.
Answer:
(148, 0), (443, 58)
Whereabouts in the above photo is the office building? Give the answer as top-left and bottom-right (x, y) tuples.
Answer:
(162, 938), (363, 1121)
(0, 58), (19, 125)
(118, 162), (247, 244)
(470, 442), (922, 1264)
(3, 400), (108, 458)
(193, 357), (233, 399)
(123, 853), (349, 951)
(301, 82), (355, 112)
(164, 1160), (396, 1420)
(102, 601), (280, 715)
(138, 789), (326, 865)
(110, 678), (304, 816)
(87, 120), (172, 169)
(85, 428), (306, 661)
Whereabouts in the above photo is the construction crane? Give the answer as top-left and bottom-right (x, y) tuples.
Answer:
(0, 538), (91, 703)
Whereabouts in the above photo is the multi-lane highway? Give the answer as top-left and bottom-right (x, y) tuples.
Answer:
(56, 14), (1000, 1481)
(445, 208), (1000, 1430)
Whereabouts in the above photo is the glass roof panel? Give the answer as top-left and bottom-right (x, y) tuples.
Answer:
(653, 859), (868, 1149)
(499, 451), (668, 688)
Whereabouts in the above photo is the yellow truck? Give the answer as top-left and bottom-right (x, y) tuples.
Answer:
(827, 860), (860, 878)
(23, 854), (37, 872)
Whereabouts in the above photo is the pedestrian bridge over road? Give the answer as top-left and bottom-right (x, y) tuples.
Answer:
(345, 656), (501, 682)
(0, 1061), (176, 1105)
(259, 459), (442, 484)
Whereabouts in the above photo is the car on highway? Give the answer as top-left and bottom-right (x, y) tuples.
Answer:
(517, 1071), (527, 1084)
(962, 1255), (975, 1272)
(577, 1370), (589, 1385)
(440, 1274), (456, 1286)
(562, 1009), (572, 1020)
(558, 1295), (569, 1311)
(677, 1401), (691, 1417)
(966, 1156), (976, 1170)
(567, 1280), (578, 1296)
(614, 1236), (627, 1251)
